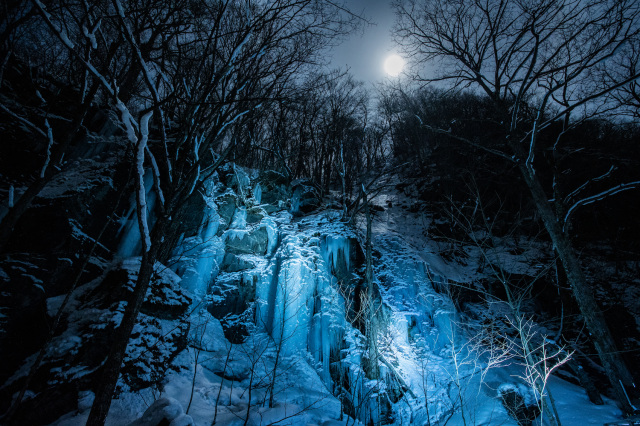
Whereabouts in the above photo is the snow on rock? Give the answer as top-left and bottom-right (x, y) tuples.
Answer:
(38, 156), (117, 200)
(111, 258), (192, 319)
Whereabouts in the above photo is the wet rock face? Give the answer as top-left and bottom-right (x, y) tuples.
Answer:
(174, 192), (208, 239)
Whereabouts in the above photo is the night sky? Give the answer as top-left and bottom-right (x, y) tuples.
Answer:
(330, 0), (398, 83)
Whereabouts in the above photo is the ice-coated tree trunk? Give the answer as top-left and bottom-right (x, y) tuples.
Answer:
(515, 153), (637, 414)
(87, 111), (159, 425)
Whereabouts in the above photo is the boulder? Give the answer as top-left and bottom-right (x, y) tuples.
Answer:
(255, 170), (291, 206)
(246, 206), (266, 224)
(290, 179), (320, 216)
(208, 272), (257, 343)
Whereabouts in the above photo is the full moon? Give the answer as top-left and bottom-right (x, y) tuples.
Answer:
(384, 54), (405, 77)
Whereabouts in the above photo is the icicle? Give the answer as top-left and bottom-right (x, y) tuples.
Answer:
(322, 236), (351, 275)
(253, 183), (262, 204)
(181, 210), (224, 299)
(262, 216), (278, 255)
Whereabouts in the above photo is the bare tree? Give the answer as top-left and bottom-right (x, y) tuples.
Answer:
(441, 186), (594, 426)
(394, 0), (640, 412)
(0, 1), (359, 424)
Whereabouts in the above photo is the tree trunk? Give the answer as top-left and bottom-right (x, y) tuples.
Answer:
(339, 141), (348, 221)
(516, 158), (637, 413)
(363, 189), (379, 380)
(2, 173), (131, 423)
(86, 214), (168, 425)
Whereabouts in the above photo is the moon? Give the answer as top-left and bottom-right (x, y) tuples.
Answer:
(384, 54), (405, 77)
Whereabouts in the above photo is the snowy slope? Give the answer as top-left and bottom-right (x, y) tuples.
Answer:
(45, 170), (625, 426)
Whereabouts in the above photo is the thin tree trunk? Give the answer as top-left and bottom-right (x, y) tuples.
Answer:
(86, 214), (167, 425)
(243, 365), (255, 426)
(1, 172), (131, 423)
(212, 342), (233, 425)
(516, 158), (637, 413)
(363, 188), (379, 379)
(186, 347), (200, 414)
(339, 141), (348, 221)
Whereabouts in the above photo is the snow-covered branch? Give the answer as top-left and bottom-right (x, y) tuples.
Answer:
(564, 180), (640, 231)
(136, 111), (153, 252)
(563, 165), (615, 205)
(115, 100), (138, 144)
(31, 0), (116, 97)
(0, 103), (47, 138)
(40, 119), (54, 178)
(145, 146), (165, 207)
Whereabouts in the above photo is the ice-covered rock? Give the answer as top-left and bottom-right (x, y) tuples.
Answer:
(246, 206), (266, 224)
(253, 183), (262, 204)
(214, 191), (238, 229)
(255, 170), (290, 206)
(224, 226), (269, 255)
(229, 164), (251, 197)
(221, 253), (257, 272)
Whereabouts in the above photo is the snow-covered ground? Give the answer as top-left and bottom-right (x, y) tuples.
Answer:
(46, 173), (625, 426)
